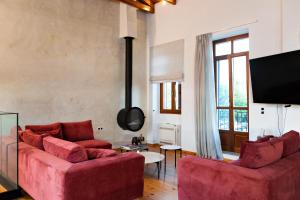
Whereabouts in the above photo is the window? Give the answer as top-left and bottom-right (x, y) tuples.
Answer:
(160, 82), (181, 114)
(213, 34), (249, 152)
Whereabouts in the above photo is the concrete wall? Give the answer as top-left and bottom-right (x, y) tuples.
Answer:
(0, 0), (147, 143)
(147, 0), (300, 151)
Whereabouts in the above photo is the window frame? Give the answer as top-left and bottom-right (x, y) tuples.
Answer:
(160, 82), (181, 114)
(213, 33), (250, 133)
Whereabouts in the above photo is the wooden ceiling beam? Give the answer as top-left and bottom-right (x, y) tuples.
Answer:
(141, 0), (154, 6)
(166, 0), (176, 5)
(115, 0), (176, 13)
(117, 0), (154, 13)
(152, 0), (176, 5)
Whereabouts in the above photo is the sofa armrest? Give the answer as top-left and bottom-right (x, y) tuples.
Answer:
(19, 142), (73, 200)
(178, 156), (270, 200)
(64, 152), (145, 200)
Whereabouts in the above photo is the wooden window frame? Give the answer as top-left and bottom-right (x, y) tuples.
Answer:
(160, 82), (181, 114)
(213, 33), (250, 132)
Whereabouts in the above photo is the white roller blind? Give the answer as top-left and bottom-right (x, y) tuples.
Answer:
(150, 40), (184, 82)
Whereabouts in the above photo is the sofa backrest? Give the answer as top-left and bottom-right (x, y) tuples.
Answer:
(25, 122), (63, 139)
(61, 120), (94, 142)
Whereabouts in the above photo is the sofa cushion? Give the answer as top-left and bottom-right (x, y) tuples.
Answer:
(281, 130), (300, 157)
(239, 139), (283, 169)
(75, 139), (112, 149)
(86, 148), (117, 159)
(61, 120), (94, 142)
(43, 136), (88, 163)
(21, 130), (49, 150)
(240, 135), (275, 159)
(25, 122), (63, 139)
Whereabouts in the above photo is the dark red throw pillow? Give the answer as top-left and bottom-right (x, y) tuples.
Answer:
(21, 130), (49, 150)
(61, 120), (94, 142)
(86, 148), (117, 160)
(239, 139), (283, 169)
(240, 135), (275, 159)
(34, 129), (62, 139)
(25, 122), (63, 139)
(281, 130), (300, 157)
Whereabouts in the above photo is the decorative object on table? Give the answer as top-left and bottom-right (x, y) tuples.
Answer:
(131, 134), (145, 145)
(120, 143), (148, 152)
(117, 37), (145, 132)
(160, 145), (182, 173)
(138, 151), (165, 179)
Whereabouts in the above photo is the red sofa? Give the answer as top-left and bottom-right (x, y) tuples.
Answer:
(18, 120), (145, 200)
(19, 142), (144, 200)
(178, 133), (300, 200)
(25, 120), (112, 149)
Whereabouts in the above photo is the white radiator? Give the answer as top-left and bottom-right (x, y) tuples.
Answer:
(159, 123), (181, 145)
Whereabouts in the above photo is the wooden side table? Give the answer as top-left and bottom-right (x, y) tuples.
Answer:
(160, 145), (182, 173)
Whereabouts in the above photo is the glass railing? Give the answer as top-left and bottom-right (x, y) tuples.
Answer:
(0, 112), (19, 198)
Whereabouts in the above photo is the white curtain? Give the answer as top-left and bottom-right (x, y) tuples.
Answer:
(194, 34), (223, 159)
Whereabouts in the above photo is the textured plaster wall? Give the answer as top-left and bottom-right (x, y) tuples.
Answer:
(0, 0), (147, 142)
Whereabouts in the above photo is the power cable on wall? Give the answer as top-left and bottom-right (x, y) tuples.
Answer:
(277, 104), (290, 135)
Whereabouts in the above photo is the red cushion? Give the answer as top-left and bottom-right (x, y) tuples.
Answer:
(61, 120), (94, 142)
(240, 135), (275, 159)
(86, 148), (117, 159)
(25, 122), (63, 139)
(239, 139), (283, 169)
(75, 139), (112, 149)
(21, 130), (49, 150)
(43, 136), (88, 163)
(281, 130), (300, 157)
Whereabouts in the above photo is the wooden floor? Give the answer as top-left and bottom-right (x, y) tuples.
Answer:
(15, 144), (192, 200)
(138, 144), (186, 200)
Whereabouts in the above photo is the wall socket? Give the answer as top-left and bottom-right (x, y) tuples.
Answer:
(261, 107), (264, 114)
(97, 127), (104, 131)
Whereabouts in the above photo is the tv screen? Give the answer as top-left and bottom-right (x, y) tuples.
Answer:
(250, 50), (300, 104)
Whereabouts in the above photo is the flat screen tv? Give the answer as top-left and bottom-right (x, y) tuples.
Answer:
(250, 49), (300, 104)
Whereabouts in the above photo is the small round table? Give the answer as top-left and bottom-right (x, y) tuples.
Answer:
(160, 145), (182, 173)
(138, 151), (165, 179)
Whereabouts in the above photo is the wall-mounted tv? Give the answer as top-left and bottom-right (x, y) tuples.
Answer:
(250, 49), (300, 105)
